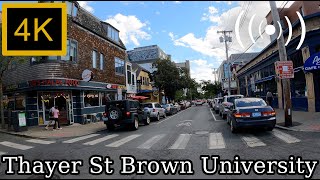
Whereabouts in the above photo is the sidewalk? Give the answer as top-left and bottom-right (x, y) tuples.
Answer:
(0, 121), (107, 139)
(275, 109), (320, 132)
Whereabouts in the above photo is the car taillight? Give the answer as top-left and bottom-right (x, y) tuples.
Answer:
(262, 111), (276, 116)
(234, 112), (251, 118)
(153, 109), (156, 112)
(103, 112), (108, 117)
(126, 112), (131, 117)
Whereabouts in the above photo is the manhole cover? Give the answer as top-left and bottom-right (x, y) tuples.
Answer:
(195, 131), (209, 135)
(28, 174), (60, 179)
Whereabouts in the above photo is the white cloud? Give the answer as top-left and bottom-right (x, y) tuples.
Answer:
(189, 59), (220, 83)
(78, 1), (94, 13)
(155, 11), (160, 15)
(105, 14), (151, 46)
(174, 1), (182, 4)
(172, 1), (277, 61)
(168, 32), (175, 40)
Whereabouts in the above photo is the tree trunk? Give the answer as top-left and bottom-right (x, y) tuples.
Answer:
(0, 81), (5, 129)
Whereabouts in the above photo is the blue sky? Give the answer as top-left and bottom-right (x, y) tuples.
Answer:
(0, 1), (294, 82)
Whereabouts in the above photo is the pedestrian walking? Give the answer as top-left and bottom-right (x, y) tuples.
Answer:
(45, 106), (55, 130)
(266, 89), (274, 107)
(53, 106), (62, 130)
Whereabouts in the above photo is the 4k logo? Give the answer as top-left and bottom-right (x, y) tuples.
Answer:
(2, 3), (67, 56)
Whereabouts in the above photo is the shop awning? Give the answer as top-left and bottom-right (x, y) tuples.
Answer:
(255, 75), (274, 84)
(138, 89), (154, 93)
(130, 96), (149, 100)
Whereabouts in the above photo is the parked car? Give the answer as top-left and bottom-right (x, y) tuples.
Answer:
(185, 101), (191, 108)
(195, 99), (204, 106)
(162, 104), (178, 115)
(174, 103), (181, 111)
(179, 101), (187, 110)
(213, 97), (223, 114)
(219, 95), (244, 119)
(104, 100), (151, 131)
(226, 98), (276, 133)
(142, 102), (166, 121)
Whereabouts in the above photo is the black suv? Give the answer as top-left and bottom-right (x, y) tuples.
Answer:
(104, 100), (151, 131)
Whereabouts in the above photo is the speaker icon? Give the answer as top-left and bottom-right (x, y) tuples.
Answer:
(235, 11), (306, 50)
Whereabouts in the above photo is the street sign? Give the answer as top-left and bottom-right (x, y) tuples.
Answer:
(275, 61), (294, 79)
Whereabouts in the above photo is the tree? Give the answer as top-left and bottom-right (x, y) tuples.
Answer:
(0, 24), (29, 128)
(200, 80), (222, 99)
(152, 58), (193, 102)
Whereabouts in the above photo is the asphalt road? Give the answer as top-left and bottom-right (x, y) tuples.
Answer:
(1, 104), (320, 179)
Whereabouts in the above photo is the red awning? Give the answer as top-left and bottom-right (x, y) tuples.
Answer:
(130, 96), (149, 100)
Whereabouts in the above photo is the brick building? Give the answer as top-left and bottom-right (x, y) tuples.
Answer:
(237, 1), (320, 112)
(3, 1), (127, 126)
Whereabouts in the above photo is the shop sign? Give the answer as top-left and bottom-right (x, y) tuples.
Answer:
(304, 52), (320, 72)
(28, 79), (80, 87)
(82, 69), (93, 82)
(153, 90), (159, 97)
(275, 61), (294, 79)
(18, 112), (26, 127)
(106, 83), (126, 90)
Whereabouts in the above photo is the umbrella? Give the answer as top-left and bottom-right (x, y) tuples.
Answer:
(130, 96), (149, 100)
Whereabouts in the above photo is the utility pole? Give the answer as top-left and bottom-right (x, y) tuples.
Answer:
(217, 30), (232, 96)
(269, 1), (292, 126)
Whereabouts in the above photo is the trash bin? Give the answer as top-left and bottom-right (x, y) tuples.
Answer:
(12, 111), (28, 132)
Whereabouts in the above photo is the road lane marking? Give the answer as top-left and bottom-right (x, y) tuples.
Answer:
(156, 110), (186, 124)
(0, 151), (7, 155)
(0, 141), (33, 150)
(169, 134), (192, 149)
(241, 136), (266, 147)
(137, 134), (166, 149)
(106, 134), (141, 147)
(26, 139), (56, 145)
(271, 129), (301, 144)
(83, 134), (119, 145)
(209, 108), (224, 122)
(208, 133), (226, 149)
(63, 134), (100, 143)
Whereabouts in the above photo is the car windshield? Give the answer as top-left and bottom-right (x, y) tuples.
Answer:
(227, 96), (242, 103)
(142, 103), (153, 108)
(106, 101), (126, 110)
(236, 99), (267, 107)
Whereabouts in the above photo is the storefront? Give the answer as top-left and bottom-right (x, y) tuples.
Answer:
(4, 78), (126, 126)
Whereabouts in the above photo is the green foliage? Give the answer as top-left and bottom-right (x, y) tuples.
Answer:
(152, 58), (194, 101)
(200, 80), (222, 99)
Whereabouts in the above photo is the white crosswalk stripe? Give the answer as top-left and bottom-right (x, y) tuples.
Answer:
(169, 134), (192, 149)
(137, 134), (166, 149)
(106, 134), (141, 147)
(241, 135), (266, 147)
(0, 151), (7, 155)
(26, 139), (56, 145)
(208, 133), (226, 149)
(63, 134), (100, 144)
(271, 129), (301, 144)
(0, 141), (33, 150)
(83, 134), (119, 145)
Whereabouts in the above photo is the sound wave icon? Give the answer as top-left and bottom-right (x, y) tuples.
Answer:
(235, 11), (306, 50)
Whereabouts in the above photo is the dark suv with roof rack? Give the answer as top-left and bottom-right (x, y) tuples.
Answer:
(104, 100), (151, 131)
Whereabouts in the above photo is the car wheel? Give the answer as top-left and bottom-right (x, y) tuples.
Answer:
(156, 114), (160, 121)
(107, 123), (115, 131)
(215, 110), (219, 114)
(227, 115), (230, 125)
(144, 115), (150, 125)
(222, 114), (227, 120)
(131, 117), (139, 130)
(230, 120), (237, 133)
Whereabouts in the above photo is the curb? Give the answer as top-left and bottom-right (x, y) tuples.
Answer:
(275, 125), (320, 133)
(0, 130), (44, 139)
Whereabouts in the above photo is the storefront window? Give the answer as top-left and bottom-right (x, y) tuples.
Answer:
(15, 95), (26, 110)
(102, 92), (116, 105)
(291, 70), (306, 97)
(84, 91), (100, 107)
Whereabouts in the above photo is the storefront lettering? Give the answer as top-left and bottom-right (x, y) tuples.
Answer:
(312, 56), (320, 66)
(304, 52), (320, 72)
(29, 79), (79, 87)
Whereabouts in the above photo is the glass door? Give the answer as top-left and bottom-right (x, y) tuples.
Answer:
(38, 92), (54, 125)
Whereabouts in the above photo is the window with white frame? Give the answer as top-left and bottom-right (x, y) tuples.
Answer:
(48, 39), (78, 62)
(115, 58), (124, 75)
(132, 74), (135, 86)
(100, 53), (104, 70)
(107, 25), (119, 42)
(84, 91), (100, 107)
(92, 50), (97, 68)
(127, 65), (132, 84)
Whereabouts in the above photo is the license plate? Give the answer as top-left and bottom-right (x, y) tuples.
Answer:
(252, 112), (261, 117)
